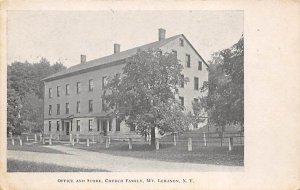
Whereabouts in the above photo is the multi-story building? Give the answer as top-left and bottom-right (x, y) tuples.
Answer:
(42, 28), (208, 139)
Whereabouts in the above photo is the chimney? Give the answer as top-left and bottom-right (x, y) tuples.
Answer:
(114, 43), (120, 54)
(80, 55), (86, 64)
(158, 28), (166, 41)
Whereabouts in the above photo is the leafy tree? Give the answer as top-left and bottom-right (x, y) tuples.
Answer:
(103, 50), (194, 146)
(199, 35), (244, 132)
(21, 92), (44, 133)
(7, 58), (66, 135)
(7, 88), (22, 135)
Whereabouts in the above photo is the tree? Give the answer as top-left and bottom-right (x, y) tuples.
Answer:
(7, 88), (22, 135)
(199, 36), (244, 132)
(103, 49), (194, 146)
(7, 58), (66, 135)
(21, 92), (44, 133)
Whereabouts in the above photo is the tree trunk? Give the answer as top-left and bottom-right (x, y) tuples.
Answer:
(150, 127), (156, 147)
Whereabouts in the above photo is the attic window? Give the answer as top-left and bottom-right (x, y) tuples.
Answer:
(180, 38), (184, 47)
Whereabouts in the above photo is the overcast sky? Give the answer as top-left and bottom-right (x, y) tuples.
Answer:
(7, 10), (243, 68)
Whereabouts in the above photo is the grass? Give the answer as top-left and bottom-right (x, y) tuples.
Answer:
(7, 159), (109, 172)
(7, 141), (67, 154)
(72, 140), (244, 166)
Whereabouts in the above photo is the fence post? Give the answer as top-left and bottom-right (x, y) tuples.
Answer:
(188, 137), (192, 151)
(49, 137), (52, 145)
(39, 134), (42, 142)
(19, 139), (23, 146)
(173, 133), (176, 146)
(128, 138), (132, 150)
(69, 134), (72, 143)
(57, 134), (60, 141)
(42, 137), (45, 144)
(229, 137), (233, 151)
(105, 137), (109, 148)
(76, 134), (79, 144)
(12, 138), (15, 146)
(92, 135), (95, 143)
(108, 136), (111, 145)
(26, 136), (29, 142)
(87, 138), (90, 147)
(34, 134), (37, 142)
(155, 139), (159, 150)
(203, 132), (207, 146)
(72, 138), (75, 146)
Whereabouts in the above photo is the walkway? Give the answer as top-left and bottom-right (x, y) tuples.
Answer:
(7, 145), (243, 172)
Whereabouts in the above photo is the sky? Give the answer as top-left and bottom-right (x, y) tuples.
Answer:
(7, 10), (243, 68)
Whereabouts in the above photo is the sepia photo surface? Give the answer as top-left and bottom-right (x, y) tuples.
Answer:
(0, 1), (299, 190)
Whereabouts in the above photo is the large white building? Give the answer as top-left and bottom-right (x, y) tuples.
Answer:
(42, 28), (208, 139)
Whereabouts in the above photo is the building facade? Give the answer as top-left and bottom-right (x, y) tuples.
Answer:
(42, 28), (208, 139)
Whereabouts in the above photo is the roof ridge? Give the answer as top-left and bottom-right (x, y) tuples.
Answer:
(42, 34), (182, 81)
(87, 34), (182, 64)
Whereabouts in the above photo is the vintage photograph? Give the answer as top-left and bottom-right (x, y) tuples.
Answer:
(6, 10), (244, 172)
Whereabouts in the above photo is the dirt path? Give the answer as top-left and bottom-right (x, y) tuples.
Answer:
(7, 145), (243, 172)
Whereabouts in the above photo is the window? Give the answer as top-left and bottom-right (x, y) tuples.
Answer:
(49, 121), (51, 131)
(65, 103), (69, 114)
(116, 119), (121, 131)
(198, 61), (202, 71)
(89, 79), (94, 92)
(56, 121), (60, 131)
(194, 77), (199, 90)
(172, 50), (177, 58)
(62, 121), (64, 131)
(71, 120), (73, 131)
(130, 123), (135, 131)
(57, 104), (60, 115)
(180, 38), (184, 46)
(109, 120), (112, 131)
(57, 86), (60, 97)
(97, 120), (100, 131)
(89, 100), (93, 112)
(76, 101), (80, 113)
(76, 120), (80, 132)
(77, 82), (81, 94)
(102, 76), (107, 89)
(194, 123), (198, 129)
(179, 96), (184, 107)
(88, 120), (93, 131)
(49, 105), (52, 115)
(180, 74), (184, 88)
(66, 84), (70, 95)
(186, 54), (191, 68)
(49, 88), (52, 98)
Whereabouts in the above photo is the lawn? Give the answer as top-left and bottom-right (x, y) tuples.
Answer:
(71, 140), (244, 166)
(7, 159), (109, 172)
(7, 142), (67, 154)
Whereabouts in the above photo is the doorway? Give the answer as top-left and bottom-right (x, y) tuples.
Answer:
(102, 120), (107, 136)
(66, 122), (70, 135)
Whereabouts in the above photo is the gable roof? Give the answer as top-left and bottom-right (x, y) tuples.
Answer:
(42, 34), (208, 82)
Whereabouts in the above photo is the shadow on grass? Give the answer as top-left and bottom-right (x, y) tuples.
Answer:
(7, 159), (109, 172)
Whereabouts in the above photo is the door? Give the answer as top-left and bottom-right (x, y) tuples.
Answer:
(66, 122), (70, 135)
(101, 120), (107, 136)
